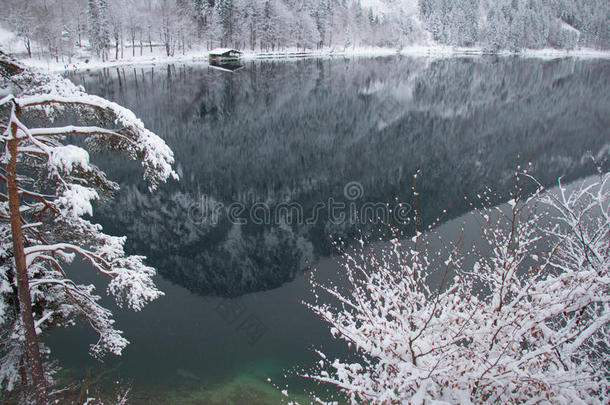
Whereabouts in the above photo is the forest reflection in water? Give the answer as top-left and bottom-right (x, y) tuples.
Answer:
(68, 55), (610, 298)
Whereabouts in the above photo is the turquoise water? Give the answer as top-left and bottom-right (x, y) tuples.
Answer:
(49, 257), (346, 403)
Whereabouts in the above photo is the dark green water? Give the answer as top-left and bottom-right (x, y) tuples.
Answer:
(47, 55), (609, 403)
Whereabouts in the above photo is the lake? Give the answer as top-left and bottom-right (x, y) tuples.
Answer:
(47, 55), (609, 403)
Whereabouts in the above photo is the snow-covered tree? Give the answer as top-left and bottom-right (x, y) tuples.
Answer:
(123, 0), (143, 57)
(3, 0), (610, 60)
(239, 0), (260, 50)
(158, 0), (181, 56)
(0, 55), (177, 403)
(215, 0), (236, 47)
(87, 0), (111, 60)
(259, 0), (281, 51)
(6, 3), (36, 58)
(304, 168), (609, 403)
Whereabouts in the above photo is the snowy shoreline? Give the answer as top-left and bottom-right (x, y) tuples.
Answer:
(3, 25), (609, 73)
(15, 46), (610, 74)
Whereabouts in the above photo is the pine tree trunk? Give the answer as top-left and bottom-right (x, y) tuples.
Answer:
(7, 112), (47, 405)
(19, 356), (29, 402)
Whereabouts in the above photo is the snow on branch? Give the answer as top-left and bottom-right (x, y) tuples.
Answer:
(16, 92), (177, 189)
(3, 70), (178, 189)
(304, 170), (609, 404)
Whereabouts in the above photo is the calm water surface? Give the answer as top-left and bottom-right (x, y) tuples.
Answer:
(47, 56), (610, 403)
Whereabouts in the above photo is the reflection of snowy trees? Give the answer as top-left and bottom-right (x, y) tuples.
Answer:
(98, 186), (314, 297)
(167, 222), (313, 297)
(76, 57), (609, 296)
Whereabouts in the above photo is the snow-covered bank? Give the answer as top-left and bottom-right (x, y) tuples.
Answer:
(3, 24), (609, 73)
(517, 47), (610, 60)
(9, 44), (610, 74)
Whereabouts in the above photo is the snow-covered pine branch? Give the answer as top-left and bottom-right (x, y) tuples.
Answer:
(0, 55), (178, 402)
(304, 169), (609, 404)
(1, 70), (178, 190)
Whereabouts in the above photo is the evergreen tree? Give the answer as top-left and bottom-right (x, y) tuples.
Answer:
(87, 0), (110, 59)
(260, 0), (279, 51)
(216, 0), (234, 47)
(0, 52), (176, 403)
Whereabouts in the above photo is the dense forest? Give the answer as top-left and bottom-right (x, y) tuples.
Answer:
(2, 0), (609, 61)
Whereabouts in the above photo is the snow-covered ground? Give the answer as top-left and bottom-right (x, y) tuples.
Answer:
(12, 46), (610, 74)
(0, 26), (25, 55)
(2, 25), (610, 74)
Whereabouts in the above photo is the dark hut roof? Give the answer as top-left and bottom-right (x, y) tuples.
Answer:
(209, 48), (242, 56)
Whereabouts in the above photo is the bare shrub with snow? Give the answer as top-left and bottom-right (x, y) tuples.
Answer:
(305, 169), (609, 403)
(0, 55), (177, 403)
